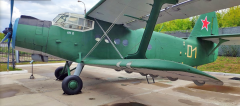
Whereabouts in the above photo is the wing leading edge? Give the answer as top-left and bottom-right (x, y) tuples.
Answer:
(86, 0), (240, 30)
(84, 59), (223, 85)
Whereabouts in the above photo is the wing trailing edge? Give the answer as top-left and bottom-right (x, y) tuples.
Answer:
(84, 59), (223, 85)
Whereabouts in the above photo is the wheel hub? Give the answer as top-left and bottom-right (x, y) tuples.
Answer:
(68, 80), (78, 90)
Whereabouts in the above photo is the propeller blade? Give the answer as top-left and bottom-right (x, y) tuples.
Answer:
(4, 0), (15, 70)
(0, 32), (12, 43)
(9, 0), (14, 29)
(7, 38), (11, 70)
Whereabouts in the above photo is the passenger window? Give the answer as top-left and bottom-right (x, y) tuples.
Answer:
(78, 18), (84, 26)
(86, 20), (92, 28)
(68, 16), (78, 24)
(114, 39), (120, 45)
(123, 40), (128, 46)
(148, 44), (152, 50)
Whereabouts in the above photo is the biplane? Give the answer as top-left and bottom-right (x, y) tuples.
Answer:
(2, 0), (240, 95)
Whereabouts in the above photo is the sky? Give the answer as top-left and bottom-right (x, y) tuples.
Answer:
(0, 0), (100, 31)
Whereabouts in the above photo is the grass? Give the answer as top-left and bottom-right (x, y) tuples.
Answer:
(1, 57), (240, 74)
(0, 61), (65, 72)
(0, 33), (4, 41)
(15, 61), (65, 65)
(0, 64), (22, 72)
(198, 56), (240, 74)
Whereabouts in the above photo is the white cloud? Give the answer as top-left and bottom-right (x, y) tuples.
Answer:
(0, 1), (21, 20)
(0, 0), (100, 31)
(0, 1), (21, 32)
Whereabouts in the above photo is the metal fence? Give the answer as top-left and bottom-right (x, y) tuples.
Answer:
(0, 43), (62, 63)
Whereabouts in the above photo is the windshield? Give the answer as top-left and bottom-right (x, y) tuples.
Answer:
(53, 14), (62, 22)
(53, 12), (94, 32)
(56, 14), (69, 23)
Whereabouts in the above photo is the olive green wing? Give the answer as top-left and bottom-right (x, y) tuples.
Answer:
(84, 59), (223, 86)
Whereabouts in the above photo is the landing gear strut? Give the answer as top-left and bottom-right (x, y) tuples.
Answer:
(59, 61), (84, 95)
(55, 67), (68, 80)
(55, 61), (73, 80)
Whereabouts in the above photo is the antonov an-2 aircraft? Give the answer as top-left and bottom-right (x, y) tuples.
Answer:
(2, 0), (240, 95)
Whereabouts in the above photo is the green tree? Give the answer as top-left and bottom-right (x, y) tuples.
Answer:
(0, 33), (4, 41)
(220, 6), (240, 28)
(154, 5), (240, 32)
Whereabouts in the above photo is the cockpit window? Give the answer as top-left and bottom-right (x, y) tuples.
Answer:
(52, 12), (94, 32)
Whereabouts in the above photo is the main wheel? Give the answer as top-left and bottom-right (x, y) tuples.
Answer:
(140, 73), (147, 76)
(193, 80), (205, 86)
(62, 75), (83, 95)
(167, 77), (178, 81)
(150, 74), (158, 78)
(55, 66), (68, 80)
(115, 69), (121, 72)
(125, 70), (132, 74)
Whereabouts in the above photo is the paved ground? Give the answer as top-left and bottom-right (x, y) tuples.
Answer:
(1, 63), (240, 106)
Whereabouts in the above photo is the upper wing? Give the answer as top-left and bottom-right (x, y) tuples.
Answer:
(86, 0), (240, 30)
(84, 59), (223, 85)
(198, 34), (240, 45)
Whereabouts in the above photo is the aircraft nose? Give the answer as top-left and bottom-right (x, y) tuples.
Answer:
(11, 18), (20, 49)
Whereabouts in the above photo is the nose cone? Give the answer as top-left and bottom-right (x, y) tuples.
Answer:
(12, 18), (20, 49)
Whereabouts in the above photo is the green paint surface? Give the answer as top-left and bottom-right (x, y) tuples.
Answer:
(15, 12), (220, 67)
(13, 9), (227, 84)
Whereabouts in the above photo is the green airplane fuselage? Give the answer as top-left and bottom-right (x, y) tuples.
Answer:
(14, 17), (217, 67)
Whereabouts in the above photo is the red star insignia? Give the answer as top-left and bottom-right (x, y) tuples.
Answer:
(201, 16), (210, 31)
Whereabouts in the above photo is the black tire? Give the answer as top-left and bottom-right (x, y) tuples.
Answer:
(55, 66), (68, 80)
(62, 75), (83, 95)
(115, 69), (121, 72)
(125, 70), (132, 74)
(193, 80), (205, 86)
(150, 74), (158, 78)
(140, 73), (147, 76)
(167, 77), (178, 81)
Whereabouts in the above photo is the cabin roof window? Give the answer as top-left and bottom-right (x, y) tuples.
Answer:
(52, 12), (94, 32)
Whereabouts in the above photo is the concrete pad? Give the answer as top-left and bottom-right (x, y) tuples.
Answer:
(43, 90), (121, 106)
(172, 86), (240, 106)
(0, 77), (16, 85)
(22, 79), (62, 93)
(0, 63), (240, 106)
(0, 70), (28, 75)
(101, 92), (219, 106)
(0, 94), (66, 106)
(2, 73), (46, 80)
(0, 84), (33, 99)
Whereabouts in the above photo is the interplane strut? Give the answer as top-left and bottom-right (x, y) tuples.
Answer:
(125, 0), (179, 59)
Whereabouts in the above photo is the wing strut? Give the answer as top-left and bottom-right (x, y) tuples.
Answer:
(125, 0), (178, 59)
(208, 38), (229, 56)
(94, 18), (124, 59)
(82, 0), (131, 61)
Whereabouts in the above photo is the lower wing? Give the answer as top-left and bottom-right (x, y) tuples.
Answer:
(84, 59), (223, 86)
